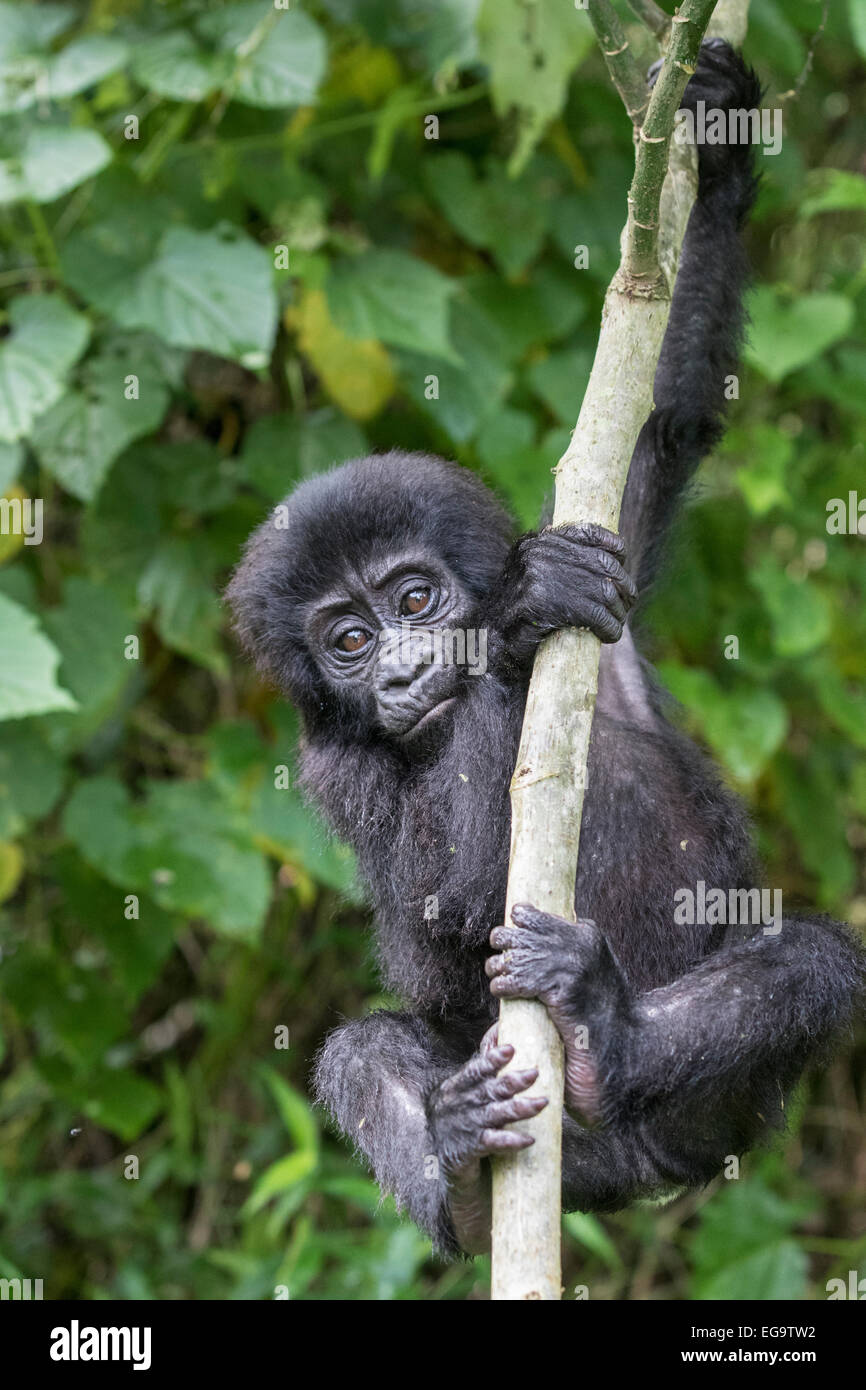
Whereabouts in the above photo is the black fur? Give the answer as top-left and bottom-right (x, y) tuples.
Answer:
(226, 44), (865, 1258)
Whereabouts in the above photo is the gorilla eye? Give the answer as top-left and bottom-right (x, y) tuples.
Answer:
(400, 586), (432, 616)
(336, 628), (370, 654)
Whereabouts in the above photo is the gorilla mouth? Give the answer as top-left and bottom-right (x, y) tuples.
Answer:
(403, 696), (457, 737)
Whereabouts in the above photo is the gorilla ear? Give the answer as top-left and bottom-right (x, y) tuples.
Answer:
(223, 527), (287, 684)
(224, 549), (264, 663)
(224, 521), (325, 720)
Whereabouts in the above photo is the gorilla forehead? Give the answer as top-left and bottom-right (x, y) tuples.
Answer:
(275, 451), (514, 602)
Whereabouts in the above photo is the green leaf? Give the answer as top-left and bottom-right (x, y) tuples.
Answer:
(745, 287), (854, 383)
(239, 411), (367, 500)
(0, 722), (63, 836)
(476, 408), (555, 528)
(396, 293), (513, 444)
(367, 82), (424, 182)
(65, 225), (278, 368)
(259, 1067), (319, 1151)
(0, 2), (75, 112)
(207, 719), (358, 895)
(424, 153), (548, 275)
(245, 1150), (317, 1215)
(31, 339), (171, 501)
(0, 293), (90, 442)
(39, 578), (135, 747)
(63, 777), (272, 939)
(747, 0), (805, 78)
(0, 123), (112, 203)
(692, 1176), (810, 1300)
(562, 1212), (622, 1270)
(55, 850), (176, 1003)
(465, 265), (586, 365)
(0, 2), (73, 50)
(138, 536), (226, 672)
(411, 0), (480, 75)
(800, 168), (866, 218)
(197, 3), (327, 109)
(0, 441), (22, 491)
(45, 35), (128, 101)
(1, 32), (127, 112)
(0, 593), (76, 720)
(750, 557), (831, 658)
(476, 0), (594, 173)
(776, 750), (855, 906)
(327, 250), (458, 364)
(131, 31), (232, 102)
(81, 1070), (164, 1143)
(732, 426), (793, 516)
(812, 661), (866, 752)
(697, 1240), (807, 1301)
(527, 347), (593, 425)
(658, 663), (788, 785)
(852, 0), (866, 59)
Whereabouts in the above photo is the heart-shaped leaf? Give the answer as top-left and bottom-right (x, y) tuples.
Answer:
(0, 593), (77, 720)
(0, 123), (112, 203)
(745, 287), (853, 383)
(197, 3), (326, 109)
(0, 294), (89, 442)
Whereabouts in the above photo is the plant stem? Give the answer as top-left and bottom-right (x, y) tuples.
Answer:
(23, 201), (60, 275)
(490, 0), (751, 1304)
(624, 0), (718, 286)
(626, 0), (672, 40)
(587, 0), (652, 126)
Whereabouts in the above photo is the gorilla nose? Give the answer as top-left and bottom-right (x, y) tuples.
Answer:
(376, 629), (434, 691)
(378, 656), (427, 691)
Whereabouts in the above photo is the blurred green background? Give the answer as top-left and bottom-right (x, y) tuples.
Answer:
(0, 0), (864, 1301)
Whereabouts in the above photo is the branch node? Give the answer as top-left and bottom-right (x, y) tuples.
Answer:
(511, 768), (560, 791)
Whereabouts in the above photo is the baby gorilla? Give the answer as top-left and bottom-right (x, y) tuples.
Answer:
(227, 41), (865, 1256)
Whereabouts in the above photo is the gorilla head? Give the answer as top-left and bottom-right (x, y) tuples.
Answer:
(226, 450), (514, 744)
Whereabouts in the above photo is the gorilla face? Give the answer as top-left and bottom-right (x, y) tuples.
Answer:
(303, 546), (474, 742)
(225, 450), (514, 750)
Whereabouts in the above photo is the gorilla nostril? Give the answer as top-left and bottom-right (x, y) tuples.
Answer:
(379, 659), (426, 691)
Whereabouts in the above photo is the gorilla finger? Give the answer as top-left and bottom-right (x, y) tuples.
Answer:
(594, 578), (629, 622)
(479, 1129), (535, 1155)
(489, 973), (533, 999)
(485, 949), (528, 978)
(489, 925), (521, 950)
(583, 601), (623, 642)
(553, 522), (626, 557)
(458, 1044), (513, 1085)
(576, 548), (638, 603)
(511, 902), (565, 932)
(485, 1095), (548, 1126)
(487, 1067), (539, 1100)
(545, 548), (637, 605)
(485, 953), (507, 978)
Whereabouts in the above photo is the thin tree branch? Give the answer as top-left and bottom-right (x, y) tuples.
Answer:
(490, 0), (751, 1302)
(626, 0), (672, 40)
(624, 0), (718, 285)
(587, 0), (651, 126)
(777, 0), (830, 103)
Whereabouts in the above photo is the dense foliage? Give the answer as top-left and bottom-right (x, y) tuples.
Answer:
(0, 0), (864, 1300)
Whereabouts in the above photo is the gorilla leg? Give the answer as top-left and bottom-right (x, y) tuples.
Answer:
(314, 1010), (543, 1256)
(488, 906), (864, 1187)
